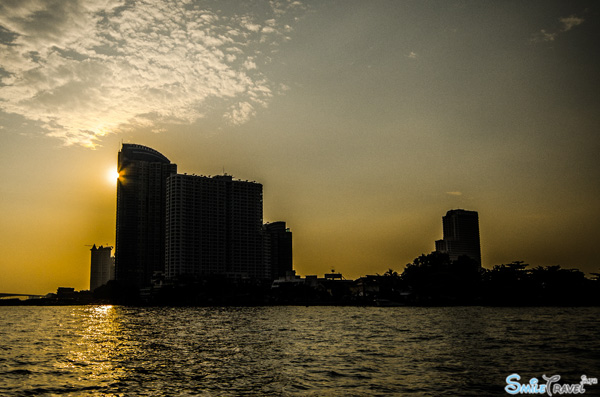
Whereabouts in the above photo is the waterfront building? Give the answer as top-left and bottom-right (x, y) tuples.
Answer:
(165, 174), (267, 279)
(262, 222), (293, 279)
(435, 209), (482, 266)
(89, 244), (114, 291)
(115, 144), (177, 288)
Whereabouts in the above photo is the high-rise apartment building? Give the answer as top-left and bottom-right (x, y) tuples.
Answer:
(262, 222), (293, 279)
(89, 244), (114, 291)
(165, 174), (267, 279)
(115, 144), (177, 288)
(435, 209), (481, 266)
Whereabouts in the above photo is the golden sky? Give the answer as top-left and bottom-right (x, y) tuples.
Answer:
(1, 0), (599, 294)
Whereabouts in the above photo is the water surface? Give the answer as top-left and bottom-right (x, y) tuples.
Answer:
(1, 306), (599, 396)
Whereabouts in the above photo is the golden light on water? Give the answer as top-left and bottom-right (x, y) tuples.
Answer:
(93, 304), (114, 314)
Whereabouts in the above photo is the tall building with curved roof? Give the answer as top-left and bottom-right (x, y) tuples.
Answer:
(115, 144), (177, 289)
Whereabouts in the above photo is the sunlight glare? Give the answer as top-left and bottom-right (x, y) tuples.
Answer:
(108, 168), (120, 183)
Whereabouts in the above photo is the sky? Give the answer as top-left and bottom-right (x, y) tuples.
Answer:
(1, 0), (599, 294)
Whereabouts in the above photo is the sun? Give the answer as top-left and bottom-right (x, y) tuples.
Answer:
(108, 168), (120, 183)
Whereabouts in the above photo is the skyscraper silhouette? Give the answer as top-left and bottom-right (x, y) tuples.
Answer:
(435, 209), (481, 266)
(165, 174), (266, 279)
(89, 244), (114, 291)
(115, 144), (177, 289)
(262, 222), (293, 279)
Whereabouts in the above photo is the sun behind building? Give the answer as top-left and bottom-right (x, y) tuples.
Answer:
(114, 143), (292, 293)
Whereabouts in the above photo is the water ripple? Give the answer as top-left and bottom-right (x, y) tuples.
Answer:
(1, 306), (599, 396)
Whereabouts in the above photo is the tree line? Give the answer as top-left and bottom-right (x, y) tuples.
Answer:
(388, 252), (600, 305)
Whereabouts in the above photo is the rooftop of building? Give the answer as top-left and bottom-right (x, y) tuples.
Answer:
(170, 172), (261, 185)
(120, 143), (172, 164)
(446, 209), (478, 216)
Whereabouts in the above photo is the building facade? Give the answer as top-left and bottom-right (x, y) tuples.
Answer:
(89, 244), (114, 291)
(435, 209), (481, 266)
(165, 174), (267, 279)
(262, 222), (293, 279)
(115, 144), (177, 288)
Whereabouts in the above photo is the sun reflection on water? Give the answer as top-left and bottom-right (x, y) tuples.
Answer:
(60, 305), (135, 386)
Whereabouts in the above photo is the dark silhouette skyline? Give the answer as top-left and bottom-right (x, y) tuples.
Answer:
(3, 145), (599, 305)
(3, 253), (599, 306)
(114, 143), (292, 297)
(3, 144), (599, 305)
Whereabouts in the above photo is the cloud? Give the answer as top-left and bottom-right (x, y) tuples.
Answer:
(407, 51), (418, 59)
(534, 29), (558, 42)
(243, 58), (257, 70)
(0, 0), (305, 147)
(531, 14), (584, 43)
(560, 15), (584, 32)
(446, 192), (463, 196)
(224, 101), (256, 125)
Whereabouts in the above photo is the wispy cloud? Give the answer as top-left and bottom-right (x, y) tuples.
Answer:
(560, 15), (584, 32)
(533, 29), (558, 42)
(224, 101), (256, 126)
(0, 0), (305, 147)
(531, 14), (585, 43)
(446, 191), (462, 196)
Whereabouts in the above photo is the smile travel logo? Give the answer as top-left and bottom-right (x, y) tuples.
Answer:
(505, 374), (598, 395)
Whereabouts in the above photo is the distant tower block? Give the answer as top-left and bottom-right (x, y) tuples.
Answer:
(263, 222), (293, 279)
(90, 245), (114, 291)
(435, 209), (481, 266)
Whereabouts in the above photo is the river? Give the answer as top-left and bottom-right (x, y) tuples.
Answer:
(1, 306), (599, 396)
